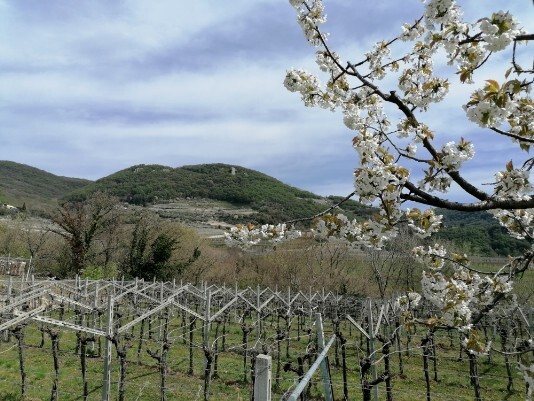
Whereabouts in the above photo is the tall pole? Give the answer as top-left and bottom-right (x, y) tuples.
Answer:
(102, 295), (114, 401)
(367, 298), (378, 401)
(204, 289), (211, 357)
(256, 284), (261, 342)
(316, 313), (334, 401)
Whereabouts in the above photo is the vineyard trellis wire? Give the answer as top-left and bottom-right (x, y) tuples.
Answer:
(0, 276), (532, 401)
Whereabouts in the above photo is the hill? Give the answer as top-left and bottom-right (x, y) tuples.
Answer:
(0, 160), (528, 256)
(0, 161), (91, 210)
(68, 163), (373, 224)
(435, 208), (530, 256)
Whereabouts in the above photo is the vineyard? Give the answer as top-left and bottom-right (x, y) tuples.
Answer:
(0, 277), (533, 401)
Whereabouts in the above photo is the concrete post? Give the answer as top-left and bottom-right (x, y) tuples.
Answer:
(254, 354), (272, 401)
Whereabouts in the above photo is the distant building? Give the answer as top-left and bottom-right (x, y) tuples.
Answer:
(231, 167), (236, 176)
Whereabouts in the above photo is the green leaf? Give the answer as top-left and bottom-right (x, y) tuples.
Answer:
(520, 143), (530, 152)
(459, 69), (472, 83)
(484, 79), (500, 92)
(504, 67), (513, 79)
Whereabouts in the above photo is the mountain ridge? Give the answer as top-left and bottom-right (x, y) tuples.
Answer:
(0, 160), (528, 256)
(0, 160), (91, 208)
(66, 162), (373, 224)
(0, 160), (373, 224)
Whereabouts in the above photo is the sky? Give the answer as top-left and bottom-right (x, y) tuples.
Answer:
(1, 0), (532, 201)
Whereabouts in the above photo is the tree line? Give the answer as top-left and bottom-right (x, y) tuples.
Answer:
(0, 192), (207, 281)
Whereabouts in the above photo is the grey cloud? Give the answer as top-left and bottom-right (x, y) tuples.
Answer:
(322, 0), (423, 48)
(3, 98), (297, 127)
(67, 2), (309, 81)
(3, 103), (222, 126)
(2, 0), (526, 202)
(133, 1), (418, 78)
(7, 0), (127, 25)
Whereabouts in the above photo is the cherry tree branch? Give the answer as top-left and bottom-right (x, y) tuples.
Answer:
(401, 181), (534, 211)
(284, 191), (357, 225)
(490, 127), (534, 143)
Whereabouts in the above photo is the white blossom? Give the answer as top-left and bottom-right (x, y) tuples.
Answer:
(400, 22), (424, 42)
(406, 144), (417, 157)
(407, 209), (443, 238)
(479, 11), (522, 52)
(464, 90), (510, 128)
(422, 0), (463, 28)
(395, 292), (422, 311)
(290, 0), (327, 47)
(225, 224), (301, 249)
(284, 69), (322, 107)
(439, 140), (475, 171)
(489, 208), (534, 240)
(412, 243), (446, 269)
(494, 168), (532, 201)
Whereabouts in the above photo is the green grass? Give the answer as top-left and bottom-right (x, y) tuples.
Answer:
(0, 311), (529, 401)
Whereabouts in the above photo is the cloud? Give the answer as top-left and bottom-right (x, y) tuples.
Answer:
(0, 0), (532, 203)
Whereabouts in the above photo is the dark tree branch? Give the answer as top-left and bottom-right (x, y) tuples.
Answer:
(401, 181), (534, 211)
(490, 127), (534, 144)
(285, 191), (357, 225)
(515, 34), (534, 41)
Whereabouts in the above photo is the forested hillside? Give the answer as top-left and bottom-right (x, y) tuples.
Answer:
(0, 161), (91, 208)
(436, 209), (530, 256)
(68, 163), (373, 223)
(0, 160), (527, 256)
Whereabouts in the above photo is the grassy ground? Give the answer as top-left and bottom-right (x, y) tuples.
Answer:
(0, 311), (529, 401)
